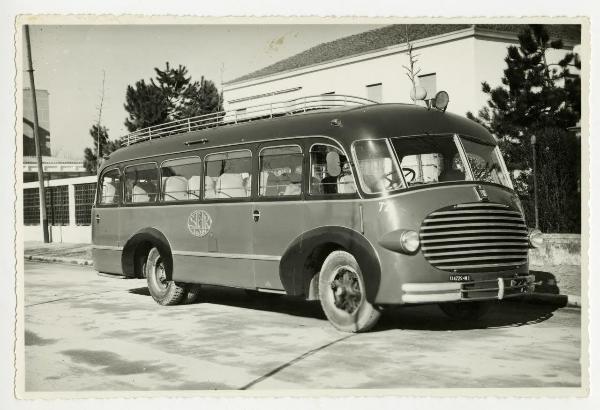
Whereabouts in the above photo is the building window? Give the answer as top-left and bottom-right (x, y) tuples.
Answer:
(259, 146), (303, 197)
(204, 150), (252, 199)
(418, 73), (437, 100)
(45, 185), (69, 226)
(366, 83), (383, 103)
(23, 188), (40, 225)
(160, 157), (202, 202)
(75, 183), (97, 225)
(23, 185), (70, 226)
(124, 163), (159, 204)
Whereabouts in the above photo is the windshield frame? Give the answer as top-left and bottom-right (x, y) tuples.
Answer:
(350, 133), (513, 197)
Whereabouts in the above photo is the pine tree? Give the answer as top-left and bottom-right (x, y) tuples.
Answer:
(124, 79), (169, 132)
(83, 125), (121, 173)
(467, 24), (581, 232)
(124, 62), (223, 132)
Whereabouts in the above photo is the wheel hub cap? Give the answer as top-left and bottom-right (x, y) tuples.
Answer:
(330, 267), (362, 314)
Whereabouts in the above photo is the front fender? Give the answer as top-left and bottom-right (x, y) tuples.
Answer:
(279, 226), (381, 302)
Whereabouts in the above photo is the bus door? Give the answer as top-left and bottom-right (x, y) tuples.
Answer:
(92, 167), (122, 274)
(198, 149), (255, 288)
(251, 141), (306, 291)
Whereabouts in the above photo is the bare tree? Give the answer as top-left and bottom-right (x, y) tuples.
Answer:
(402, 25), (422, 104)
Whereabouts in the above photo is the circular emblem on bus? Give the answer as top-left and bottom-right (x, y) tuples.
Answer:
(187, 210), (212, 237)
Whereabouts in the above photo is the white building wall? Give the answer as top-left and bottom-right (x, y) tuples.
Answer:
(224, 31), (576, 123)
(223, 36), (480, 118)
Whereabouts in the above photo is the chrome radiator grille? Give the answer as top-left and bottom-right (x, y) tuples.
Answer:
(420, 203), (528, 272)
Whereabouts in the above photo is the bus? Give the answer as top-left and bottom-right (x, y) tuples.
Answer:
(92, 93), (542, 332)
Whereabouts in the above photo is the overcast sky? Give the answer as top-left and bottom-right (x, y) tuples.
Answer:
(24, 24), (379, 159)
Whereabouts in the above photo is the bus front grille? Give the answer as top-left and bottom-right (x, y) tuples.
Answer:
(420, 202), (528, 273)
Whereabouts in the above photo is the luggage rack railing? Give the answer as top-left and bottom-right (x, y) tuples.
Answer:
(120, 94), (377, 146)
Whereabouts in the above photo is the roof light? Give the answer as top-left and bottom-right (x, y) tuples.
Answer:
(432, 91), (449, 112)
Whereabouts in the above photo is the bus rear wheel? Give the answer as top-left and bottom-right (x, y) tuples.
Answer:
(318, 251), (381, 333)
(146, 247), (186, 306)
(438, 301), (493, 321)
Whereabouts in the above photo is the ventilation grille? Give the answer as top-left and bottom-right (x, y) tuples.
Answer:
(420, 203), (528, 273)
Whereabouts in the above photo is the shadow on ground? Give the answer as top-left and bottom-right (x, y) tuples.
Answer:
(128, 284), (562, 332)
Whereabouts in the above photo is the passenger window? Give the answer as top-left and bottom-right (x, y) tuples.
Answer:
(204, 150), (252, 199)
(98, 168), (121, 205)
(160, 157), (201, 202)
(309, 144), (356, 195)
(259, 146), (303, 197)
(123, 163), (159, 204)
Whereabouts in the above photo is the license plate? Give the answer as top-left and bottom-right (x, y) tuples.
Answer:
(449, 274), (472, 282)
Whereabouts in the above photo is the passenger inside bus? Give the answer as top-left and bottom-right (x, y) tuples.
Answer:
(438, 153), (466, 182)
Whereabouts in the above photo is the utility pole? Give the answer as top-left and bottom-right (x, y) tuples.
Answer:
(25, 25), (49, 243)
(530, 134), (540, 229)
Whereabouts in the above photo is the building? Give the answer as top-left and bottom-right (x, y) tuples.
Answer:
(22, 88), (91, 182)
(23, 156), (90, 182)
(23, 88), (51, 156)
(223, 24), (580, 118)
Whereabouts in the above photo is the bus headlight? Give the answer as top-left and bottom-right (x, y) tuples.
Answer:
(400, 230), (420, 253)
(528, 228), (543, 249)
(379, 229), (420, 254)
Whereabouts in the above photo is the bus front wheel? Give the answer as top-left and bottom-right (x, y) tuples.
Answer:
(318, 251), (381, 333)
(146, 247), (186, 306)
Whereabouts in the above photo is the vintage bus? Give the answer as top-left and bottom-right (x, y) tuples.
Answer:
(92, 94), (542, 332)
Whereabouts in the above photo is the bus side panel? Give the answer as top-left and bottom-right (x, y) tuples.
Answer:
(119, 202), (254, 288)
(173, 255), (254, 288)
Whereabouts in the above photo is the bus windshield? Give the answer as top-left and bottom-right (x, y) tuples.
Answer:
(353, 135), (512, 192)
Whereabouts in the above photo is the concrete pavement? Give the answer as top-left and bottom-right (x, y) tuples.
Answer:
(22, 261), (582, 392)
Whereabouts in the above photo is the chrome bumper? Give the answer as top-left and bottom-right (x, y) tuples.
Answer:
(401, 274), (536, 304)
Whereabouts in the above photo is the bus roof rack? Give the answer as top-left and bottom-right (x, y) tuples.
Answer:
(120, 94), (377, 147)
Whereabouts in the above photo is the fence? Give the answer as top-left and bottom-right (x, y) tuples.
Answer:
(22, 175), (97, 243)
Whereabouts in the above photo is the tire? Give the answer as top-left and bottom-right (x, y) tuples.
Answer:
(318, 251), (381, 333)
(438, 301), (493, 321)
(146, 247), (186, 306)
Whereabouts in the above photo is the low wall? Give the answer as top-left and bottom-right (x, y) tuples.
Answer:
(529, 233), (581, 266)
(22, 225), (91, 244)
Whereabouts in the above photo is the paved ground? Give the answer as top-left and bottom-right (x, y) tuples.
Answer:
(23, 261), (582, 392)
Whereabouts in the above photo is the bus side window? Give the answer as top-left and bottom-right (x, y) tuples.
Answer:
(309, 144), (356, 195)
(98, 168), (121, 205)
(123, 163), (159, 204)
(204, 150), (252, 199)
(160, 157), (201, 202)
(259, 146), (303, 197)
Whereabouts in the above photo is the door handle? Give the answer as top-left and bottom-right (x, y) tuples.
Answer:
(95, 214), (100, 223)
(252, 209), (260, 222)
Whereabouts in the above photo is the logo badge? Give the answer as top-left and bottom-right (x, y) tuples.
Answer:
(187, 210), (212, 237)
(474, 185), (489, 202)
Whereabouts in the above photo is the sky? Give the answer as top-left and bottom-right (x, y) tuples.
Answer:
(24, 24), (380, 159)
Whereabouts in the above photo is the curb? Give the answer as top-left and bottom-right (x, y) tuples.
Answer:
(25, 254), (93, 267)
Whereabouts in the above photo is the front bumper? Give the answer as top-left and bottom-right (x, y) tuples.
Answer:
(401, 274), (535, 304)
